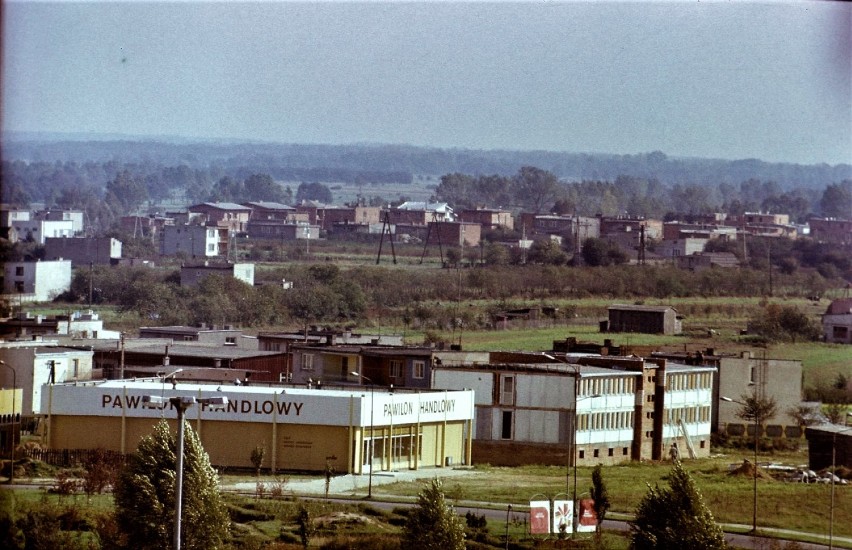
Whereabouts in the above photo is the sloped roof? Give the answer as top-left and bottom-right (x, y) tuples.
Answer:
(825, 298), (852, 315)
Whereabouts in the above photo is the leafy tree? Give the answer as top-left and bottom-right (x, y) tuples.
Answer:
(527, 239), (568, 265)
(819, 181), (852, 219)
(105, 170), (148, 213)
(402, 478), (466, 550)
(513, 166), (560, 213)
(590, 464), (611, 535)
(113, 419), (229, 550)
(244, 173), (286, 202)
(483, 242), (510, 266)
(581, 237), (628, 267)
(629, 461), (727, 549)
(747, 304), (821, 343)
(295, 182), (333, 204)
(734, 394), (778, 442)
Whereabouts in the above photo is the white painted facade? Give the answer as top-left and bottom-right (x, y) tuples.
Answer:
(2, 260), (72, 302)
(9, 219), (74, 244)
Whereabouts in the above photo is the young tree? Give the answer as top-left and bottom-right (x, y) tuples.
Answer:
(402, 478), (466, 550)
(629, 461), (727, 549)
(735, 394), (778, 441)
(590, 464), (611, 535)
(113, 419), (230, 550)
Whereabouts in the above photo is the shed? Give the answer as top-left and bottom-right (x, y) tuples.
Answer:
(606, 304), (682, 335)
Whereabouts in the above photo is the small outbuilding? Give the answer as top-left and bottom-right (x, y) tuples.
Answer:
(805, 424), (852, 470)
(606, 304), (682, 335)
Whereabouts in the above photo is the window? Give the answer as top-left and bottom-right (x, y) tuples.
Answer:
(15, 266), (24, 276)
(302, 353), (315, 371)
(623, 447), (628, 456)
(225, 337), (236, 346)
(608, 448), (614, 457)
(389, 360), (403, 378)
(207, 243), (215, 252)
(413, 360), (425, 379)
(593, 449), (599, 458)
(833, 326), (848, 339)
(501, 411), (513, 440)
(500, 375), (515, 405)
(579, 450), (585, 459)
(73, 359), (79, 378)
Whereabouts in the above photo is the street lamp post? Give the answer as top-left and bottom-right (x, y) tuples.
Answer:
(351, 371), (375, 499)
(504, 503), (512, 550)
(829, 426), (852, 550)
(721, 396), (759, 533)
(143, 394), (228, 550)
(0, 360), (17, 484)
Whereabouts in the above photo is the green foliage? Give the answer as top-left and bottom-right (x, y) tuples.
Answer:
(734, 394), (779, 426)
(581, 238), (628, 267)
(629, 461), (727, 550)
(113, 419), (230, 550)
(402, 478), (466, 550)
(250, 446), (265, 476)
(747, 304), (821, 343)
(295, 506), (314, 548)
(590, 464), (611, 534)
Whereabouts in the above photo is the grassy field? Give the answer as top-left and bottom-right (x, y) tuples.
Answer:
(373, 449), (852, 543)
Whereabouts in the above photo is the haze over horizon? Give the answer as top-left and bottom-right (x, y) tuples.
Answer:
(3, 1), (851, 167)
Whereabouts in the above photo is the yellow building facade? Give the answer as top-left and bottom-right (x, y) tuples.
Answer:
(41, 380), (475, 474)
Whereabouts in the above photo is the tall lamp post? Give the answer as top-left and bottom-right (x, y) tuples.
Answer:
(351, 371), (375, 499)
(721, 396), (759, 533)
(0, 360), (16, 484)
(143, 394), (228, 550)
(829, 426), (852, 550)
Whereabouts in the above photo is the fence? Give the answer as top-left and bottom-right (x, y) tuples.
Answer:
(22, 447), (126, 468)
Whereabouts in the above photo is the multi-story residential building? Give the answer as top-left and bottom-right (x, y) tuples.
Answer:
(243, 201), (298, 222)
(809, 217), (852, 245)
(425, 221), (482, 248)
(36, 210), (85, 235)
(160, 224), (223, 257)
(0, 340), (94, 415)
(458, 208), (514, 231)
(393, 202), (454, 224)
(431, 354), (714, 466)
(8, 218), (74, 244)
(186, 202), (252, 233)
(44, 237), (122, 266)
(2, 260), (72, 302)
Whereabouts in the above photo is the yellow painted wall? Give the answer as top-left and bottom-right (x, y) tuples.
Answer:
(46, 414), (467, 473)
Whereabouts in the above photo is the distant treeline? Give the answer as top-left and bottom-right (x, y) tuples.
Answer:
(4, 138), (850, 187)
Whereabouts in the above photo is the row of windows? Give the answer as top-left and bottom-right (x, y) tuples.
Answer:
(579, 376), (636, 397)
(665, 406), (711, 424)
(577, 411), (635, 431)
(667, 372), (712, 391)
(301, 354), (425, 379)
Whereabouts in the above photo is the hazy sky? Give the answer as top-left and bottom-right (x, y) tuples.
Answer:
(3, 1), (850, 165)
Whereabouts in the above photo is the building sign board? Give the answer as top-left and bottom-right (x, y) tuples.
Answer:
(41, 381), (474, 428)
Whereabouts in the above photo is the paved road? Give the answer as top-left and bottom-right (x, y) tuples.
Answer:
(228, 469), (851, 550)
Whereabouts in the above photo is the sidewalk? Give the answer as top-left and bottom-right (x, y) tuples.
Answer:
(225, 466), (479, 498)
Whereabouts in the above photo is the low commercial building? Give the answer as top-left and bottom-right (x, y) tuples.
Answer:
(40, 380), (475, 473)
